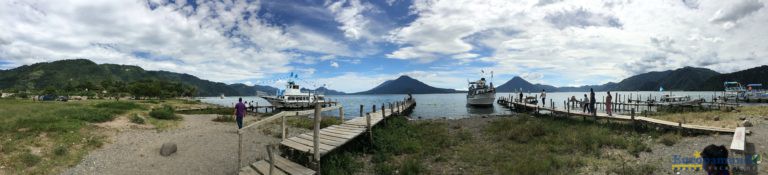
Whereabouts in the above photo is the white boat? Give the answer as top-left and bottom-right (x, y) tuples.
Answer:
(260, 81), (325, 109)
(467, 78), (495, 106)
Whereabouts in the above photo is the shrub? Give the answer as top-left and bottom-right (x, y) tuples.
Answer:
(658, 133), (681, 146)
(400, 157), (425, 175)
(150, 105), (178, 120)
(129, 114), (145, 124)
(53, 145), (68, 156)
(68, 108), (119, 123)
(19, 152), (41, 167)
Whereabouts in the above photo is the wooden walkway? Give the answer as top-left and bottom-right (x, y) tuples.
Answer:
(497, 98), (739, 134)
(239, 98), (416, 175)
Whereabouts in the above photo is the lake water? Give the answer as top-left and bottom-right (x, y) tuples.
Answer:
(200, 91), (725, 120)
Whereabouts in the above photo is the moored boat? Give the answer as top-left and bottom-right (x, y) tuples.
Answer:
(467, 78), (495, 106)
(259, 80), (326, 109)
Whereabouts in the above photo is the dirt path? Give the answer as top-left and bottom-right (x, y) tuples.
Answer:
(63, 114), (280, 175)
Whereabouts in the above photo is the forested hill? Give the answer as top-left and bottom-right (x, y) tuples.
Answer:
(0, 59), (276, 97)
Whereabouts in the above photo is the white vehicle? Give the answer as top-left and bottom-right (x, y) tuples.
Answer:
(260, 81), (325, 109)
(467, 78), (495, 106)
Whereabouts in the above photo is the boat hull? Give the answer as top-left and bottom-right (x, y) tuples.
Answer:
(261, 96), (325, 109)
(467, 93), (495, 106)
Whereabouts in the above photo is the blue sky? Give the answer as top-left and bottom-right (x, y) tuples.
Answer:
(1, 0), (768, 93)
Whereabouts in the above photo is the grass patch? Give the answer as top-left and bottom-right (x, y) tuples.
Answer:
(19, 152), (41, 167)
(287, 116), (341, 130)
(129, 114), (145, 124)
(149, 105), (179, 120)
(94, 101), (142, 111)
(658, 133), (682, 146)
(176, 107), (233, 115)
(650, 106), (768, 128)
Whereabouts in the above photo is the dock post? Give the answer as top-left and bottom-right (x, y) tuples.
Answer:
(313, 103), (321, 171)
(565, 101), (569, 117)
(366, 113), (373, 144)
(382, 104), (386, 118)
(237, 131), (242, 171)
(339, 106), (344, 121)
(373, 104), (376, 113)
(631, 108), (636, 130)
(267, 145), (275, 175)
(360, 105), (363, 118)
(281, 115), (286, 140)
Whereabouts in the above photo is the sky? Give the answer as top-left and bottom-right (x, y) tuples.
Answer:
(1, 0), (767, 93)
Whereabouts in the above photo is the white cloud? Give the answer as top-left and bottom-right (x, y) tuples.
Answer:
(330, 61), (340, 68)
(386, 0), (768, 86)
(0, 0), (353, 84)
(326, 0), (373, 40)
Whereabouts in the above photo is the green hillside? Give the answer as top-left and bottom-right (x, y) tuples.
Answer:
(0, 59), (276, 97)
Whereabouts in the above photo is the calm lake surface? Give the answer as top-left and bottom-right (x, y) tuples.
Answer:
(200, 91), (725, 120)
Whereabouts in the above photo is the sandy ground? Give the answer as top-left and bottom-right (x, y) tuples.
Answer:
(62, 114), (286, 175)
(640, 115), (768, 174)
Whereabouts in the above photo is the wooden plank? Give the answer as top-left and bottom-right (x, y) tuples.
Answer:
(331, 125), (366, 131)
(273, 156), (316, 175)
(325, 126), (363, 133)
(319, 130), (358, 139)
(297, 134), (344, 146)
(288, 137), (335, 151)
(323, 127), (359, 135)
(338, 123), (367, 128)
(280, 139), (328, 154)
(252, 161), (287, 175)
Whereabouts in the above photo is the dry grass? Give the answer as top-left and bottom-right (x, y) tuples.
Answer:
(650, 106), (768, 128)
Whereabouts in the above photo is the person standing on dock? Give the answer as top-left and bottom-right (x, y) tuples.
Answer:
(540, 89), (547, 107)
(233, 98), (247, 129)
(583, 94), (589, 113)
(589, 88), (596, 115)
(605, 91), (613, 116)
(519, 91), (523, 103)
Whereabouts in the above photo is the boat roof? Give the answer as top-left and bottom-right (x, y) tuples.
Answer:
(747, 84), (763, 87)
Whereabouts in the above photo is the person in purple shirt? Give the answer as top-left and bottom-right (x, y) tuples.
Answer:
(233, 98), (247, 129)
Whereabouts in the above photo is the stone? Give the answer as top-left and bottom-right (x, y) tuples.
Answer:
(742, 120), (753, 127)
(160, 142), (177, 156)
(739, 116), (747, 120)
(713, 116), (720, 121)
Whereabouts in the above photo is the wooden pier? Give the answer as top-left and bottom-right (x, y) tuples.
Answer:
(238, 97), (416, 175)
(497, 97), (740, 134)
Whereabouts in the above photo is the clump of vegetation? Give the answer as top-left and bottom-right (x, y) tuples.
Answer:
(212, 115), (235, 122)
(321, 152), (363, 175)
(149, 105), (179, 120)
(19, 152), (42, 167)
(94, 101), (142, 111)
(53, 145), (68, 156)
(658, 133), (682, 146)
(129, 114), (145, 124)
(177, 107), (233, 115)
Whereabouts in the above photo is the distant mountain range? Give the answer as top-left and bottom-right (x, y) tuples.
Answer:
(497, 66), (767, 92)
(354, 75), (460, 94)
(301, 87), (347, 95)
(2, 59), (766, 95)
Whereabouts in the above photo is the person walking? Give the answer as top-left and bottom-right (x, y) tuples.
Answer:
(589, 88), (596, 115)
(233, 98), (247, 129)
(605, 91), (613, 116)
(582, 94), (589, 113)
(519, 91), (523, 103)
(540, 89), (547, 107)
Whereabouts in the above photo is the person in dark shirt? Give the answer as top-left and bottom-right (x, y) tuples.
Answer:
(234, 98), (247, 129)
(589, 88), (596, 115)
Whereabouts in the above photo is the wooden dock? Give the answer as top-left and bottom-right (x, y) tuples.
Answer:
(238, 97), (416, 175)
(497, 97), (739, 134)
